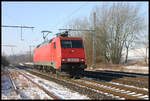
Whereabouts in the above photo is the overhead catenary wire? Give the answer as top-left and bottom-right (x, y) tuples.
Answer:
(2, 25), (35, 41)
(35, 3), (89, 43)
(54, 2), (89, 30)
(26, 3), (89, 43)
(3, 12), (35, 41)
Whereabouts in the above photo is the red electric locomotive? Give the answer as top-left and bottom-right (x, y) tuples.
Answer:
(33, 31), (87, 77)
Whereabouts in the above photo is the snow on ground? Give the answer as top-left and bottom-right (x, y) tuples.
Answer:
(122, 64), (149, 74)
(23, 70), (90, 99)
(1, 68), (21, 99)
(121, 47), (149, 63)
(1, 68), (53, 99)
(13, 75), (52, 99)
(2, 67), (89, 99)
(92, 48), (149, 74)
(124, 65), (149, 71)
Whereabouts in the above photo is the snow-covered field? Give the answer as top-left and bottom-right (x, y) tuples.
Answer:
(91, 48), (149, 74)
(121, 47), (149, 64)
(122, 48), (149, 74)
(124, 65), (148, 70)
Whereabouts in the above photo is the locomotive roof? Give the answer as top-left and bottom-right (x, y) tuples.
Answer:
(36, 37), (83, 48)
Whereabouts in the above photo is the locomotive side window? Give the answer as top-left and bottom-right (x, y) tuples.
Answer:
(54, 42), (56, 49)
(61, 40), (72, 48)
(61, 40), (83, 48)
(72, 40), (83, 48)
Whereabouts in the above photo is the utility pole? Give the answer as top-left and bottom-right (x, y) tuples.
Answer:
(29, 45), (35, 62)
(93, 12), (96, 68)
(2, 25), (34, 41)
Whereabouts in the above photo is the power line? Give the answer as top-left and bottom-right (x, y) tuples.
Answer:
(29, 45), (36, 62)
(54, 2), (89, 29)
(59, 29), (94, 32)
(2, 45), (17, 47)
(65, 3), (89, 20)
(93, 12), (96, 68)
(2, 25), (34, 28)
(2, 25), (35, 41)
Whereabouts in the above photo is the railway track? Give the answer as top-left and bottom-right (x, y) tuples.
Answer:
(97, 70), (148, 77)
(81, 71), (148, 89)
(8, 68), (62, 100)
(24, 68), (148, 100)
(7, 69), (20, 95)
(79, 78), (149, 99)
(23, 69), (113, 100)
(83, 71), (148, 82)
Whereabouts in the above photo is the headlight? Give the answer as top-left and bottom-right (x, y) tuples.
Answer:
(81, 59), (84, 61)
(80, 59), (84, 61)
(62, 59), (66, 61)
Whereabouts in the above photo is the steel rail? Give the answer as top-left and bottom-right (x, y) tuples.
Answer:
(80, 78), (149, 96)
(16, 70), (62, 100)
(81, 72), (148, 87)
(95, 70), (148, 78)
(7, 69), (19, 95)
(26, 69), (146, 100)
(59, 77), (145, 100)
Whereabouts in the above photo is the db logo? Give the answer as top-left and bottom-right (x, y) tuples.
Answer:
(72, 50), (75, 52)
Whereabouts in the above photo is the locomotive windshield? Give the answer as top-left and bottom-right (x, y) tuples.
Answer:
(61, 40), (83, 48)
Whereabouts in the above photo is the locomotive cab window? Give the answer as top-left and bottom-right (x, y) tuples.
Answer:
(61, 40), (83, 48)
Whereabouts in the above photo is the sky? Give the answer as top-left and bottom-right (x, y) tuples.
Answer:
(2, 1), (148, 56)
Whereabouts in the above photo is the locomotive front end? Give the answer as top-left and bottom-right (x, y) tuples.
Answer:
(59, 38), (87, 76)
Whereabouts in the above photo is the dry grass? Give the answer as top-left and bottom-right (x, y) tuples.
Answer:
(86, 64), (124, 71)
(86, 61), (148, 74)
(132, 60), (148, 66)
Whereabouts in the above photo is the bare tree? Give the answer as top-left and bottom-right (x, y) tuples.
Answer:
(95, 3), (145, 64)
(2, 56), (9, 66)
(133, 32), (149, 65)
(66, 3), (146, 65)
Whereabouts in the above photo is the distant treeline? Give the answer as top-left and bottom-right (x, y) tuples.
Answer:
(2, 56), (9, 66)
(3, 51), (33, 65)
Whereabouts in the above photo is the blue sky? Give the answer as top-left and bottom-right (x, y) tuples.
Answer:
(2, 1), (148, 56)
